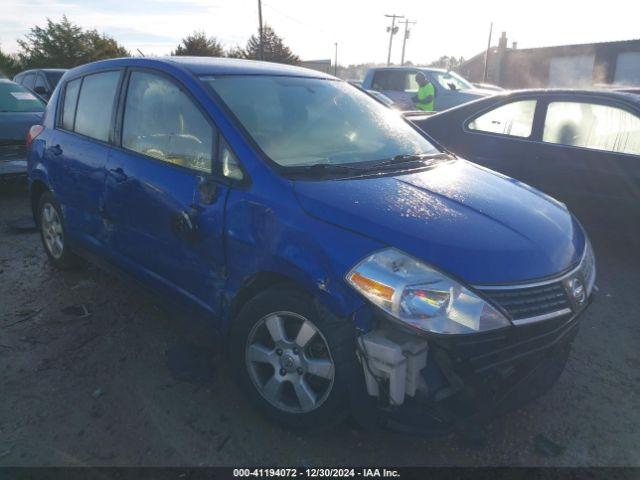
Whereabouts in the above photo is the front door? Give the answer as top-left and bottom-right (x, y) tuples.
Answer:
(456, 98), (542, 185)
(102, 69), (230, 313)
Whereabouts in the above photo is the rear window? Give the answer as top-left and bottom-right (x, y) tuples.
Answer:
(0, 82), (46, 113)
(73, 71), (120, 142)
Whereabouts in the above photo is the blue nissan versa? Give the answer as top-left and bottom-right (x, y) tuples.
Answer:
(27, 57), (596, 434)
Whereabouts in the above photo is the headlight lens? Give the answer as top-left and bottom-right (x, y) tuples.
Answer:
(347, 248), (510, 334)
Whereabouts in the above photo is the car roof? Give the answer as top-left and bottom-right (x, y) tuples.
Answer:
(491, 88), (640, 107)
(368, 66), (449, 74)
(16, 68), (68, 74)
(63, 56), (336, 80)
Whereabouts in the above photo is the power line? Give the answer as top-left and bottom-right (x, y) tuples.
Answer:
(384, 14), (404, 66)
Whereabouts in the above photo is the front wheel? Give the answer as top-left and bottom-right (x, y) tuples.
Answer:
(230, 286), (356, 430)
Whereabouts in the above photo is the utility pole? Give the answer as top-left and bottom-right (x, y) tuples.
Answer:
(482, 21), (493, 82)
(258, 0), (264, 61)
(385, 14), (404, 66)
(399, 19), (416, 66)
(334, 42), (338, 76)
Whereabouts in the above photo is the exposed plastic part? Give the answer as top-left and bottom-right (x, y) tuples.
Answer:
(358, 328), (428, 406)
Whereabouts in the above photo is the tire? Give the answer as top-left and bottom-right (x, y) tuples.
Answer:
(230, 286), (356, 431)
(37, 191), (80, 269)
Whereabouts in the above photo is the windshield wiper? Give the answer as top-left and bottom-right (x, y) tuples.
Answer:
(287, 162), (367, 177)
(369, 152), (451, 170)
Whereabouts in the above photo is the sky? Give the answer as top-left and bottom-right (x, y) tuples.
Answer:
(1, 0), (639, 66)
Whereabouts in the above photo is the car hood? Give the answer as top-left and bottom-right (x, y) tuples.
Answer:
(462, 88), (496, 97)
(293, 159), (585, 284)
(0, 112), (43, 142)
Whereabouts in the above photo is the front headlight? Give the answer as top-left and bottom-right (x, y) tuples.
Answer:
(346, 248), (510, 334)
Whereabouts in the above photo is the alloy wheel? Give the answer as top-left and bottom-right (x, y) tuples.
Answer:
(41, 202), (64, 259)
(245, 311), (335, 414)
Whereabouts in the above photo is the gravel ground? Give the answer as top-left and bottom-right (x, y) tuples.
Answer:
(0, 183), (639, 466)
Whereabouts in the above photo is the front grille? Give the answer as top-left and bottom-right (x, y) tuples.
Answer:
(480, 282), (571, 320)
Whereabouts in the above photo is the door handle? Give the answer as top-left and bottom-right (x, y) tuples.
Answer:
(50, 144), (62, 156)
(171, 210), (198, 242)
(108, 167), (128, 183)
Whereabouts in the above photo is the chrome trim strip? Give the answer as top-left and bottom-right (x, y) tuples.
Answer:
(512, 308), (572, 326)
(473, 246), (587, 291)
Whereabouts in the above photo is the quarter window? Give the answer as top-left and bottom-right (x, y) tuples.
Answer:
(61, 78), (81, 131)
(74, 71), (120, 142)
(468, 100), (537, 138)
(543, 101), (640, 155)
(122, 71), (214, 173)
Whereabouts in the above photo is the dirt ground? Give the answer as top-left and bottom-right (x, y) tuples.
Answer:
(1, 183), (639, 467)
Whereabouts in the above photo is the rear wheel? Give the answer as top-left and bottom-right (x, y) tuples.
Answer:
(230, 286), (356, 430)
(37, 191), (79, 269)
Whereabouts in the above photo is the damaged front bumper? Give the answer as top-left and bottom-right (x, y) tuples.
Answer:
(349, 301), (590, 436)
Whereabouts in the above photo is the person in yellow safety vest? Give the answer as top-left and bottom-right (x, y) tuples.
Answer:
(413, 72), (435, 112)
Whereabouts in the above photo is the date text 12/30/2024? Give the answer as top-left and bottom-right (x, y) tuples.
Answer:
(233, 469), (401, 478)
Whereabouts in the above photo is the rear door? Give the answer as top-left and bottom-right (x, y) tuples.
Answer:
(103, 68), (235, 312)
(532, 95), (640, 240)
(44, 70), (122, 248)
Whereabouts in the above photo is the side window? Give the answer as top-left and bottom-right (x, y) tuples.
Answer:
(34, 74), (47, 91)
(372, 71), (413, 92)
(122, 71), (214, 173)
(405, 73), (419, 93)
(60, 78), (81, 131)
(468, 100), (537, 138)
(74, 71), (120, 142)
(22, 73), (36, 90)
(543, 101), (640, 155)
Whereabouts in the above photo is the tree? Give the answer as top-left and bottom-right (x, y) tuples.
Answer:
(428, 55), (465, 70)
(225, 46), (246, 59)
(236, 25), (300, 65)
(0, 45), (20, 78)
(173, 31), (224, 57)
(16, 15), (129, 69)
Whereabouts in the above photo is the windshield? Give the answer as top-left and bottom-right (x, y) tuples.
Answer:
(202, 75), (438, 168)
(0, 82), (46, 112)
(433, 71), (473, 91)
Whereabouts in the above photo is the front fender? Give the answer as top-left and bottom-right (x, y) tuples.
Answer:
(222, 190), (383, 328)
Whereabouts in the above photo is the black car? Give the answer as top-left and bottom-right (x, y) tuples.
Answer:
(414, 89), (640, 243)
(13, 68), (67, 101)
(0, 79), (45, 181)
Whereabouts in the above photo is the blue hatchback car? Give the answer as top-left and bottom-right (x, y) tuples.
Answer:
(27, 57), (595, 434)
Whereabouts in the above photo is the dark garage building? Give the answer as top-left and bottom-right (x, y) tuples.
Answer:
(458, 33), (640, 89)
